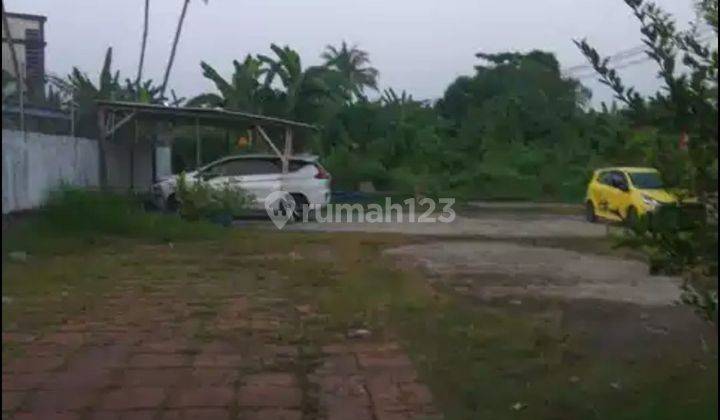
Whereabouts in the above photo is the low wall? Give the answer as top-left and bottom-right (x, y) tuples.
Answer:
(2, 130), (99, 213)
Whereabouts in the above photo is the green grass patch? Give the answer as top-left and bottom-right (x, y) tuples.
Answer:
(1, 223), (716, 419)
(3, 188), (222, 257)
(267, 234), (718, 420)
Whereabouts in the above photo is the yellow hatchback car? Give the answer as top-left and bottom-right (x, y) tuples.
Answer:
(585, 167), (681, 224)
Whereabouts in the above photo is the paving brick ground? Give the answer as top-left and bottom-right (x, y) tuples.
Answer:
(2, 255), (441, 419)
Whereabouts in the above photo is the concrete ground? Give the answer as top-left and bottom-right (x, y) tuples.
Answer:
(287, 204), (679, 306)
(385, 241), (682, 306)
(287, 212), (609, 239)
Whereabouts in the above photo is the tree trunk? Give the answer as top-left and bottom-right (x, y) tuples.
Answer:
(160, 0), (190, 100)
(135, 0), (150, 96)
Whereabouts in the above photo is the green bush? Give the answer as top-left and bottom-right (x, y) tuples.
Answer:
(36, 187), (220, 241)
(175, 174), (252, 222)
(323, 148), (390, 190)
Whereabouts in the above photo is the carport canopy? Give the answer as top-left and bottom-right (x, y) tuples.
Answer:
(95, 100), (318, 188)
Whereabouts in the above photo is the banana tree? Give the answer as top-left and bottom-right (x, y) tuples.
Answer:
(49, 47), (164, 137)
(257, 44), (336, 121)
(187, 55), (267, 112)
(49, 47), (126, 137)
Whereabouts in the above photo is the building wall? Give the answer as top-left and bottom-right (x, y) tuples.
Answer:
(105, 139), (160, 190)
(2, 129), (99, 213)
(2, 13), (46, 93)
(2, 129), (172, 214)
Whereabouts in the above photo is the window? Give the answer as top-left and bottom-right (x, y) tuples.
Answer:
(609, 171), (628, 190)
(289, 160), (313, 172)
(599, 172), (614, 185)
(628, 172), (664, 189)
(218, 158), (281, 176)
(24, 29), (44, 94)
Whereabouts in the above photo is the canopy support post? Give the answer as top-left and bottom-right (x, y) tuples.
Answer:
(194, 118), (201, 168)
(96, 107), (109, 190)
(130, 118), (137, 191)
(283, 127), (293, 174)
(256, 125), (284, 161)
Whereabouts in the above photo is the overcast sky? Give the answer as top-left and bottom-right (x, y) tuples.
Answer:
(7, 0), (701, 106)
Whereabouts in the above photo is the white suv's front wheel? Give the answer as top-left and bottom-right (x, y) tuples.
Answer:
(289, 194), (309, 222)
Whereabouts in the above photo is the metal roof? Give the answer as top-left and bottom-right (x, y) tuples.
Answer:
(2, 104), (71, 120)
(95, 100), (318, 130)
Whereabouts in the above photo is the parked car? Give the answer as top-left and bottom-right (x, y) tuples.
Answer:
(584, 166), (699, 225)
(152, 154), (331, 218)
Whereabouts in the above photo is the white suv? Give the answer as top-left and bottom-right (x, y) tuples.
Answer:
(152, 154), (331, 215)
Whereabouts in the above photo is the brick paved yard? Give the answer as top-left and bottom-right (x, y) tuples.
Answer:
(3, 229), (716, 420)
(2, 237), (441, 420)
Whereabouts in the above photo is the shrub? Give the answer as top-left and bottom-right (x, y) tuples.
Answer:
(620, 207), (718, 323)
(21, 187), (221, 244)
(175, 174), (252, 222)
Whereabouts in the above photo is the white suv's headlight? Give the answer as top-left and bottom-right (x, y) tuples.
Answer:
(642, 195), (660, 209)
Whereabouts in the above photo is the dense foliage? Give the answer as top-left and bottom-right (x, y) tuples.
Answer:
(43, 2), (715, 206)
(577, 0), (718, 322)
(182, 45), (669, 201)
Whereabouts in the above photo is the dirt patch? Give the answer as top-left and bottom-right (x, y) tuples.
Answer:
(385, 241), (682, 306)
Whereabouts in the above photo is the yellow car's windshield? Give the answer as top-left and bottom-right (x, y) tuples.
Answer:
(628, 172), (664, 189)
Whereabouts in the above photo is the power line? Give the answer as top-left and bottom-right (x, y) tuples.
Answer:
(565, 32), (715, 77)
(573, 57), (654, 80)
(564, 44), (647, 73)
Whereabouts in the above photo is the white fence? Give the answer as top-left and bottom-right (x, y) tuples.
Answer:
(2, 130), (99, 214)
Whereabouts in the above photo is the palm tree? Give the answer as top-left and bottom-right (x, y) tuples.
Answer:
(159, 0), (208, 101)
(187, 55), (265, 112)
(135, 0), (150, 95)
(258, 44), (334, 120)
(321, 41), (379, 100)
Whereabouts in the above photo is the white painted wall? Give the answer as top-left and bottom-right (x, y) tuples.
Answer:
(2, 130), (99, 213)
(3, 130), (173, 214)
(156, 146), (172, 179)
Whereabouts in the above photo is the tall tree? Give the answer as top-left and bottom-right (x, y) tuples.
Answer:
(135, 0), (150, 96)
(321, 41), (379, 100)
(160, 0), (208, 101)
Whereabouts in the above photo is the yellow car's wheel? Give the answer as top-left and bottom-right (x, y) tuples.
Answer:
(625, 206), (638, 227)
(585, 200), (597, 223)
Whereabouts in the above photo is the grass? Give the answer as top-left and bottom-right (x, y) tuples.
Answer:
(2, 193), (717, 419)
(255, 233), (717, 420)
(2, 188), (222, 339)
(2, 188), (221, 257)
